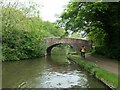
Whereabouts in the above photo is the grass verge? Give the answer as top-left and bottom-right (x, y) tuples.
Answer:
(67, 55), (120, 90)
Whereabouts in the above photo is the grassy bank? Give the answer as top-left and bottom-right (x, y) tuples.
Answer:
(67, 55), (119, 90)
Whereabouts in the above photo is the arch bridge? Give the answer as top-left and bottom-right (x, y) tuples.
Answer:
(45, 37), (92, 55)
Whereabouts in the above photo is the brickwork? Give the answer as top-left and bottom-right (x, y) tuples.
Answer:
(45, 37), (92, 55)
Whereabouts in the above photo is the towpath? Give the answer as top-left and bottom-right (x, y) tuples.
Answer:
(85, 53), (119, 76)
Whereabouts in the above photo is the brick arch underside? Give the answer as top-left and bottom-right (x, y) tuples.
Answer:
(46, 43), (73, 55)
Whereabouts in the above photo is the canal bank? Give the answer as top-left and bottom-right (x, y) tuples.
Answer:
(67, 55), (119, 90)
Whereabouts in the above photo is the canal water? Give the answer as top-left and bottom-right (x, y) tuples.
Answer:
(2, 54), (109, 88)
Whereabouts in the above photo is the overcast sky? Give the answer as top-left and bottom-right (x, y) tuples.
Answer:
(39, 0), (70, 22)
(4, 0), (118, 22)
(25, 0), (70, 22)
(3, 0), (70, 22)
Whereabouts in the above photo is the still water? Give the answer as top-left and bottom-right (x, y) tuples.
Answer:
(2, 54), (108, 88)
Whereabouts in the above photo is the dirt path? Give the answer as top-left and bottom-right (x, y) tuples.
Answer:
(85, 53), (118, 76)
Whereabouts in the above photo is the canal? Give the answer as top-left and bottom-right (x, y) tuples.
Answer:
(2, 53), (108, 88)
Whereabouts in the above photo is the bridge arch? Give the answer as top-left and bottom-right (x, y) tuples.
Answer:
(45, 37), (92, 55)
(46, 43), (73, 55)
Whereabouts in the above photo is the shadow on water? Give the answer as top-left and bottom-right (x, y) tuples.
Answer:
(2, 54), (109, 88)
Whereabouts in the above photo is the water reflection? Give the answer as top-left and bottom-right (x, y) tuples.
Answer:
(2, 55), (108, 88)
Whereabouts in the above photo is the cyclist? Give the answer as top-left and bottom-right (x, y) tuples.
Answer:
(80, 45), (86, 59)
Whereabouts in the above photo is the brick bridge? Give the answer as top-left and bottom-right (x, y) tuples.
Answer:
(45, 37), (92, 55)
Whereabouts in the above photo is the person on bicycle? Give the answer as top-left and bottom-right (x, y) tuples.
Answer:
(80, 45), (86, 58)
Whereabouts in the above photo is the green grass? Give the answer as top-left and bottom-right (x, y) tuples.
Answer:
(67, 55), (120, 89)
(95, 68), (119, 88)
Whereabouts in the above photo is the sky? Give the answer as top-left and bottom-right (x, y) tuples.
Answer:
(3, 0), (70, 22)
(4, 0), (118, 22)
(39, 0), (119, 22)
(38, 0), (70, 22)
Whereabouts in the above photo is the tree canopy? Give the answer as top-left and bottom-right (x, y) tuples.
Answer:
(58, 2), (120, 59)
(1, 0), (64, 61)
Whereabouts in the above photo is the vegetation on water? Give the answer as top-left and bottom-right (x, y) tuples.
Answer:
(1, 1), (64, 61)
(58, 2), (120, 60)
(67, 55), (119, 89)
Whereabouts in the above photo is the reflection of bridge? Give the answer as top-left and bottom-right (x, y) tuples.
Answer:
(45, 37), (92, 55)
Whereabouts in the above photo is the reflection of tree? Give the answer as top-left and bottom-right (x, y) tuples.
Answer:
(47, 55), (75, 73)
(2, 59), (45, 88)
(48, 44), (74, 55)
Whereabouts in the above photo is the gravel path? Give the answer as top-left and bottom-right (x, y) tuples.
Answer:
(85, 53), (119, 76)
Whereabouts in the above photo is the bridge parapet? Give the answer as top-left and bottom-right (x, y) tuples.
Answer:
(45, 37), (92, 55)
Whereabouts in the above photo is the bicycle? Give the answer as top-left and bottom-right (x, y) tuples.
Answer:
(81, 52), (85, 59)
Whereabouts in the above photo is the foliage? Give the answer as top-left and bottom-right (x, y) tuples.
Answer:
(1, 1), (64, 61)
(69, 33), (81, 38)
(42, 21), (64, 37)
(52, 44), (74, 55)
(58, 2), (120, 60)
(2, 7), (45, 61)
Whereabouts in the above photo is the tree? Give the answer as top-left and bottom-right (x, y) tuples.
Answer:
(58, 1), (120, 59)
(42, 21), (64, 37)
(1, 0), (64, 61)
